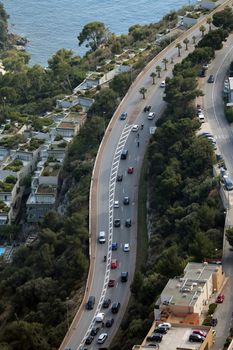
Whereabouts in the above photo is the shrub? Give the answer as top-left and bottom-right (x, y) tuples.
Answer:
(208, 303), (217, 315)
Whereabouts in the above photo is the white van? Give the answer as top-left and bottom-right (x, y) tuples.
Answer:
(198, 113), (205, 123)
(98, 231), (106, 243)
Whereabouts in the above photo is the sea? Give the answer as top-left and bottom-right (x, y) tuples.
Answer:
(2, 0), (194, 66)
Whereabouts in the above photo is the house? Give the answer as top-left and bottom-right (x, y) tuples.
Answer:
(199, 0), (217, 10)
(178, 15), (197, 27)
(56, 121), (77, 138)
(56, 95), (94, 110)
(26, 188), (56, 223)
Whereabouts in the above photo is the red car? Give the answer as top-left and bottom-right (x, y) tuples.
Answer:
(216, 294), (224, 303)
(127, 167), (134, 174)
(108, 279), (115, 287)
(111, 259), (118, 269)
(192, 330), (207, 338)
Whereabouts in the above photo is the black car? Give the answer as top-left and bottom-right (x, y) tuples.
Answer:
(85, 335), (94, 345)
(123, 197), (130, 205)
(111, 302), (121, 314)
(211, 318), (218, 327)
(154, 327), (167, 334)
(208, 74), (214, 83)
(103, 299), (111, 308)
(125, 219), (131, 227)
(189, 334), (204, 342)
(146, 333), (163, 342)
(105, 318), (114, 328)
(117, 174), (123, 182)
(114, 219), (121, 227)
(90, 327), (100, 336)
(144, 105), (151, 112)
(199, 69), (206, 77)
(121, 271), (128, 282)
(120, 112), (127, 120)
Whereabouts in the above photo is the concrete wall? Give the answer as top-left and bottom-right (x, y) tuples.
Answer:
(213, 267), (225, 292)
(39, 175), (58, 186)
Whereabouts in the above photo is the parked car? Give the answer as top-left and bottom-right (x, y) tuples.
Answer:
(112, 242), (118, 250)
(160, 81), (166, 88)
(223, 175), (233, 191)
(125, 218), (132, 227)
(108, 279), (115, 287)
(216, 293), (225, 303)
(199, 69), (206, 77)
(111, 259), (118, 269)
(211, 318), (218, 327)
(121, 271), (128, 282)
(106, 318), (114, 328)
(114, 200), (119, 208)
(120, 112), (127, 120)
(103, 299), (111, 308)
(158, 322), (171, 329)
(123, 243), (130, 252)
(117, 174), (123, 182)
(114, 219), (121, 227)
(97, 333), (108, 344)
(192, 330), (207, 338)
(90, 327), (100, 336)
(147, 333), (163, 342)
(127, 166), (134, 174)
(154, 327), (167, 334)
(85, 336), (94, 345)
(144, 105), (151, 112)
(208, 74), (214, 83)
(132, 124), (139, 132)
(189, 334), (205, 342)
(111, 302), (121, 314)
(123, 196), (130, 205)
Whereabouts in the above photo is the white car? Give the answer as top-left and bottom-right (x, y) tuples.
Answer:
(123, 243), (130, 252)
(158, 322), (171, 329)
(148, 112), (155, 120)
(160, 80), (166, 88)
(97, 333), (108, 344)
(96, 313), (105, 322)
(114, 200), (119, 208)
(132, 124), (139, 132)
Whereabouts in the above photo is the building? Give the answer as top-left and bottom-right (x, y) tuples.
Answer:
(156, 262), (225, 322)
(228, 77), (233, 103)
(199, 0), (217, 10)
(133, 321), (214, 350)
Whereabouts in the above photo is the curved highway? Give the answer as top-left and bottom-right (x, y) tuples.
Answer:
(60, 1), (232, 349)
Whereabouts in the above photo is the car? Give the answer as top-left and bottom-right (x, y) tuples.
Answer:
(160, 80), (166, 88)
(86, 295), (95, 310)
(111, 302), (121, 314)
(216, 293), (224, 303)
(111, 259), (118, 269)
(105, 318), (114, 328)
(120, 112), (127, 120)
(123, 196), (130, 205)
(125, 219), (131, 227)
(114, 219), (121, 227)
(199, 69), (206, 77)
(97, 333), (108, 344)
(148, 112), (155, 120)
(189, 334), (204, 342)
(154, 327), (167, 334)
(117, 174), (123, 182)
(132, 124), (139, 132)
(208, 74), (214, 83)
(85, 336), (94, 345)
(223, 175), (233, 191)
(147, 334), (163, 342)
(144, 105), (151, 112)
(123, 243), (130, 252)
(200, 132), (213, 138)
(90, 327), (100, 336)
(103, 299), (111, 308)
(127, 167), (134, 174)
(202, 63), (209, 70)
(211, 318), (218, 327)
(108, 279), (115, 287)
(121, 149), (128, 159)
(192, 330), (207, 337)
(114, 200), (119, 208)
(96, 312), (105, 322)
(121, 271), (128, 282)
(147, 344), (159, 348)
(112, 242), (118, 250)
(158, 322), (171, 329)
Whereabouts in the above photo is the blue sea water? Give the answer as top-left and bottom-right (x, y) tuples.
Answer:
(2, 0), (194, 66)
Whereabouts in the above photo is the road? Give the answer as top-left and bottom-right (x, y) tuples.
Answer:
(60, 1), (233, 349)
(202, 33), (233, 349)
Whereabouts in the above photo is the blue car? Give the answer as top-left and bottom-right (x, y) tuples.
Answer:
(112, 242), (118, 250)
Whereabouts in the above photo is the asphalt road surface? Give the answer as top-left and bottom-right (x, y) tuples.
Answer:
(60, 2), (232, 349)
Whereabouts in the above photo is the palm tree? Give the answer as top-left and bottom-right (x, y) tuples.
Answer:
(192, 35), (196, 45)
(162, 58), (168, 71)
(150, 72), (156, 85)
(206, 17), (212, 32)
(139, 87), (147, 99)
(176, 43), (182, 57)
(199, 25), (206, 37)
(170, 57), (174, 64)
(155, 65), (161, 78)
(183, 38), (189, 50)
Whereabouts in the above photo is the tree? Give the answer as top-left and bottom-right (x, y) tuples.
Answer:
(155, 65), (161, 78)
(88, 88), (118, 119)
(192, 35), (196, 45)
(207, 17), (212, 31)
(77, 21), (108, 51)
(183, 38), (189, 50)
(199, 25), (206, 37)
(212, 6), (233, 30)
(109, 72), (131, 97)
(139, 87), (147, 99)
(162, 58), (168, 71)
(176, 43), (182, 57)
(226, 227), (233, 247)
(150, 72), (156, 85)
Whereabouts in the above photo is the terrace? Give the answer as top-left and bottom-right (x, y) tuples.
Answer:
(37, 184), (57, 194)
(41, 162), (61, 177)
(4, 159), (23, 172)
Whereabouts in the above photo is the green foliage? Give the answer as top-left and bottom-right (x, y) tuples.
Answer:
(212, 6), (233, 30)
(109, 72), (131, 97)
(208, 303), (217, 315)
(226, 227), (233, 247)
(197, 28), (228, 50)
(4, 159), (23, 172)
(88, 88), (118, 119)
(224, 106), (233, 123)
(77, 21), (108, 51)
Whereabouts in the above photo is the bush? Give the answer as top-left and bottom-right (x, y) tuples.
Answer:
(225, 106), (233, 123)
(208, 303), (217, 315)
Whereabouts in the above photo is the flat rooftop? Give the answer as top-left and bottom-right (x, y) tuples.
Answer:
(134, 322), (211, 350)
(57, 122), (75, 129)
(184, 262), (220, 281)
